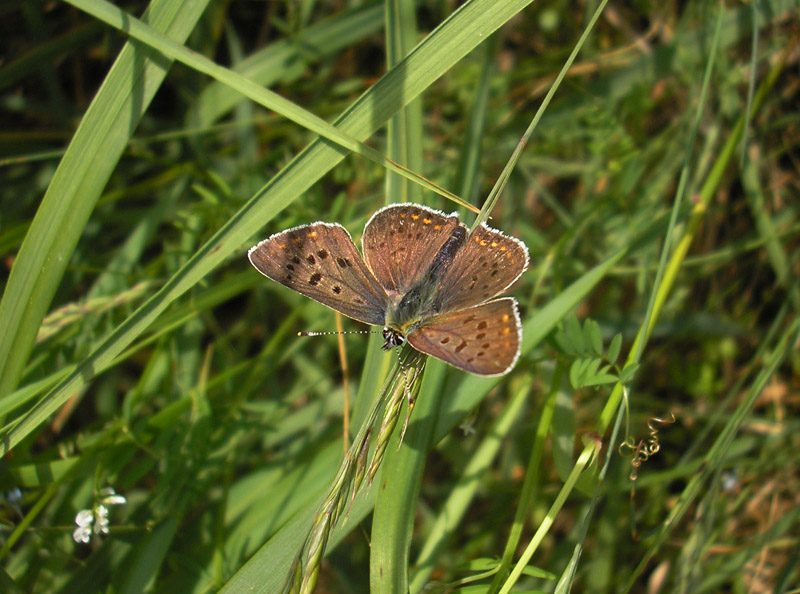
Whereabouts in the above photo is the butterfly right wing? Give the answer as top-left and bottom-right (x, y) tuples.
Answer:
(406, 298), (522, 376)
(434, 223), (529, 312)
(249, 222), (388, 326)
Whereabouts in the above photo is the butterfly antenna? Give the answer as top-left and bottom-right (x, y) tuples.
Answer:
(297, 329), (380, 337)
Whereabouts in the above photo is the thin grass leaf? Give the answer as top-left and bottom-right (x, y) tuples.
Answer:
(472, 0), (610, 230)
(498, 440), (600, 594)
(66, 0), (471, 210)
(0, 0), (211, 403)
(191, 4), (385, 127)
(410, 376), (531, 592)
(597, 12), (785, 432)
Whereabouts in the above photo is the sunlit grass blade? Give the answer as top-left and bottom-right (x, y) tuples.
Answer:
(498, 437), (601, 594)
(471, 0), (609, 230)
(66, 0), (472, 211)
(191, 4), (385, 127)
(0, 0), (211, 403)
(383, 0), (424, 205)
(597, 50), (785, 432)
(410, 376), (532, 592)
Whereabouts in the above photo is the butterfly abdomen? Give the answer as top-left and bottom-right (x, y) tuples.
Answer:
(426, 225), (467, 279)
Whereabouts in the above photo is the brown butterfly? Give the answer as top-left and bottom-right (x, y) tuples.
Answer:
(248, 203), (528, 375)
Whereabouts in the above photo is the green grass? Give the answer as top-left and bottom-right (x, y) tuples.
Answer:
(1, 1), (798, 593)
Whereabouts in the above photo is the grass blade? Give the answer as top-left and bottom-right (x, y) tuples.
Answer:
(0, 0), (211, 403)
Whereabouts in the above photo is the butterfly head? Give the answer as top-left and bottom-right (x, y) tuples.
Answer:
(381, 327), (406, 351)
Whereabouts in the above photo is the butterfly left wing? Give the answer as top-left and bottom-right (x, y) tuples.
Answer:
(406, 298), (522, 376)
(249, 223), (388, 326)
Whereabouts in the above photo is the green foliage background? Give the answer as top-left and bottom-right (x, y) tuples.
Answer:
(0, 1), (798, 592)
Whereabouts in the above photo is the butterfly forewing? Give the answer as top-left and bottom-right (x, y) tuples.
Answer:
(362, 204), (462, 295)
(434, 223), (529, 312)
(407, 298), (522, 376)
(248, 223), (388, 326)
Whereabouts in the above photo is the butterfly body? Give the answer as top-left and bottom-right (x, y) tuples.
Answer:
(249, 204), (529, 376)
(385, 224), (467, 330)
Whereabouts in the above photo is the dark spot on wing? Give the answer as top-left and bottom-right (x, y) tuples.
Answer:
(337, 257), (351, 268)
(440, 337), (450, 344)
(317, 249), (328, 259)
(306, 254), (316, 264)
(455, 340), (468, 353)
(286, 263), (295, 271)
(332, 285), (341, 294)
(477, 321), (488, 329)
(309, 272), (322, 286)
(292, 256), (301, 264)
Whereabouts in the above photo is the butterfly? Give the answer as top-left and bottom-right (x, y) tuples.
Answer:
(248, 203), (529, 376)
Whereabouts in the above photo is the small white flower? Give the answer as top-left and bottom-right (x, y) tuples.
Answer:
(72, 487), (126, 545)
(94, 505), (110, 535)
(75, 509), (94, 527)
(99, 489), (127, 506)
(73, 509), (95, 544)
(73, 524), (92, 544)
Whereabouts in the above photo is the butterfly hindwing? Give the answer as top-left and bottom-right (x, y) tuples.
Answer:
(406, 298), (522, 376)
(249, 222), (388, 326)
